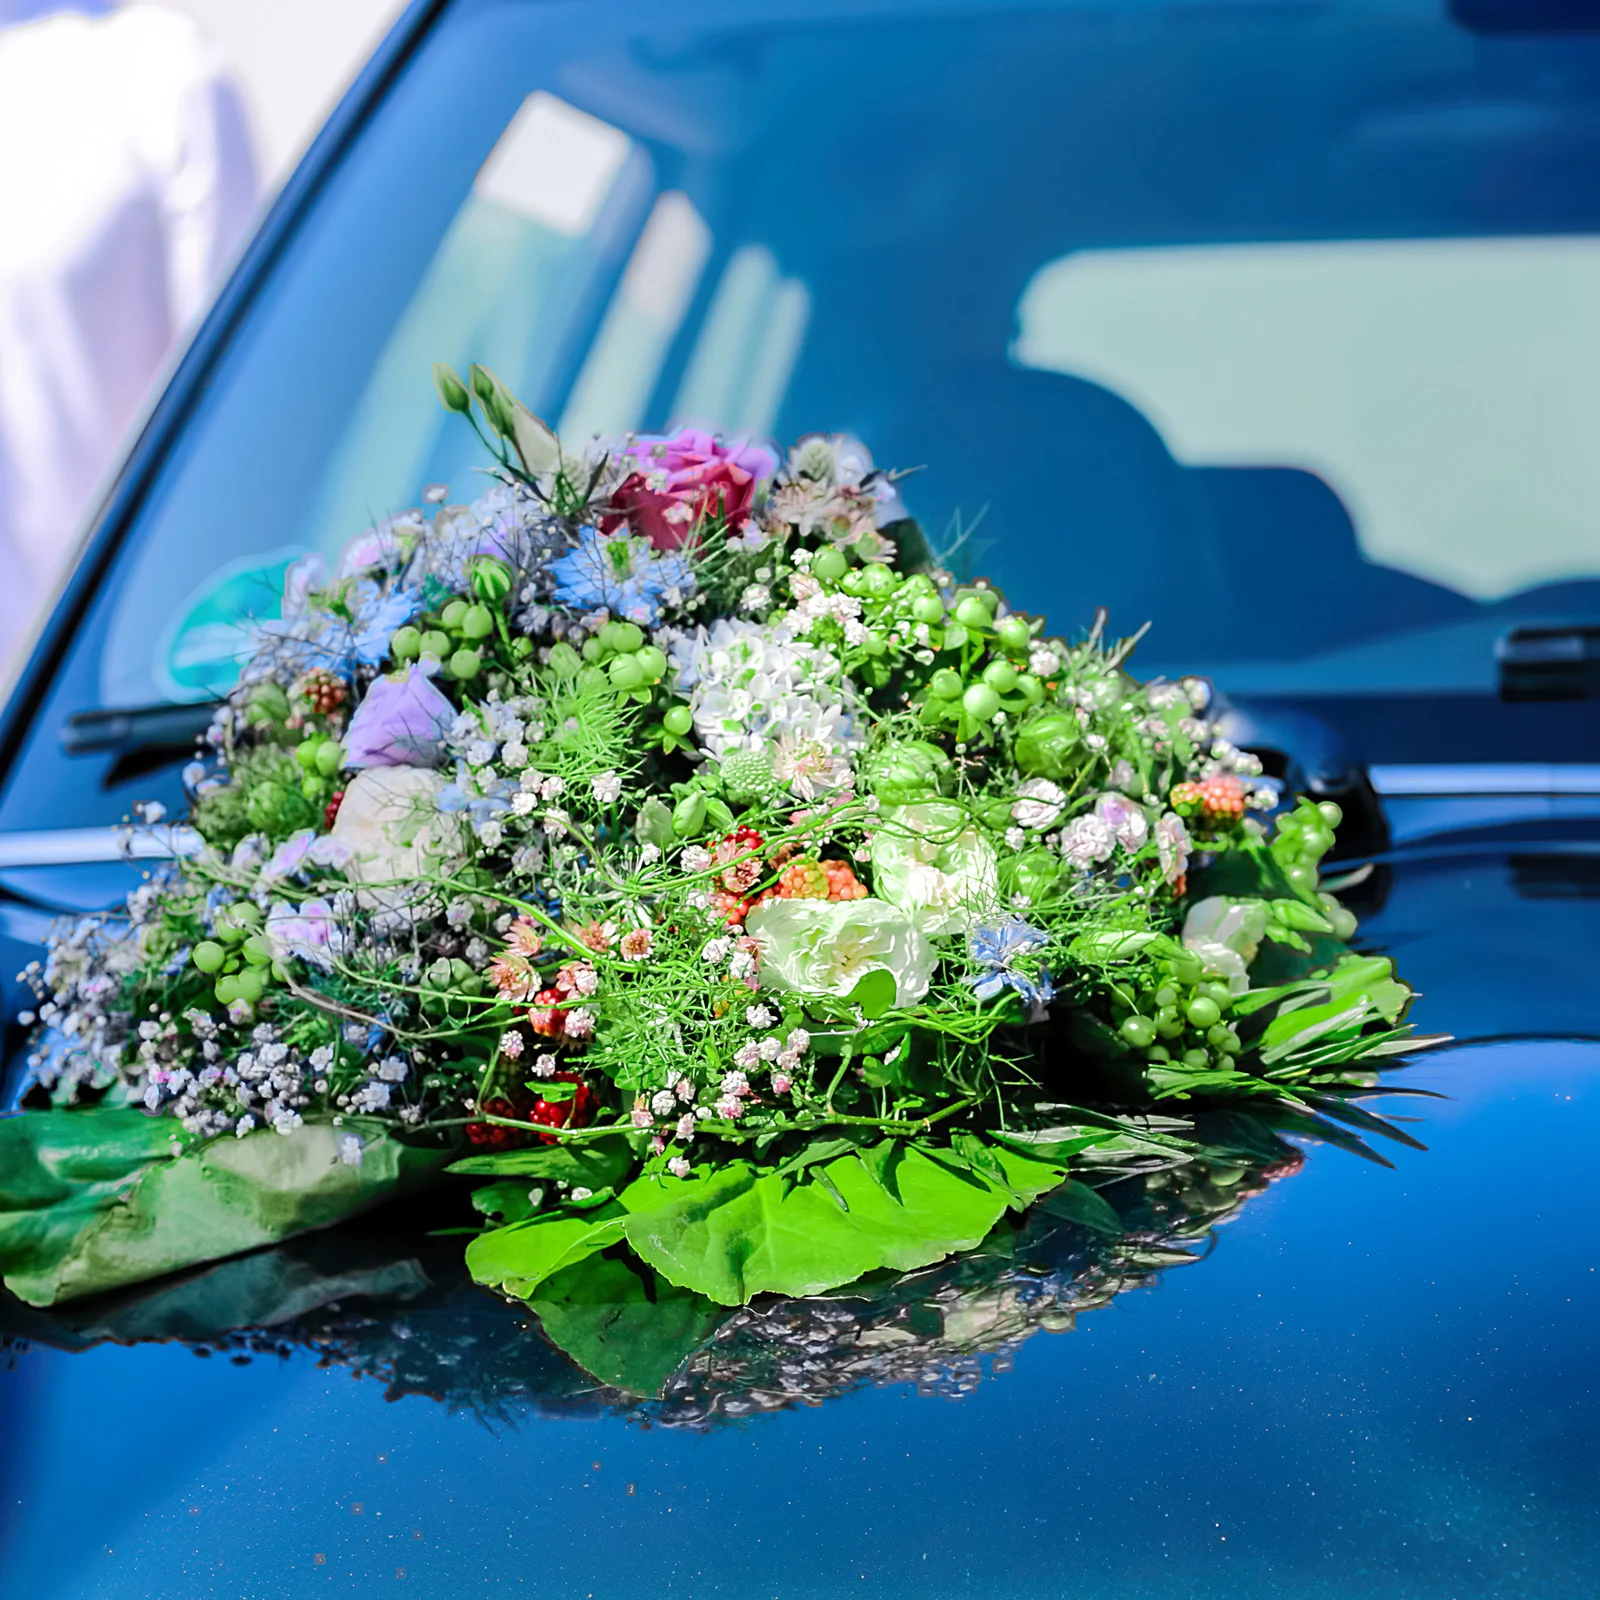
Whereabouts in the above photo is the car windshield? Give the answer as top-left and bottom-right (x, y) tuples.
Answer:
(8, 0), (1600, 829)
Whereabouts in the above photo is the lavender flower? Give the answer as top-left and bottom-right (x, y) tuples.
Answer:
(344, 665), (456, 768)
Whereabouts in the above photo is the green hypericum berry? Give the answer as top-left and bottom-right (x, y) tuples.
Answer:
(449, 647), (481, 680)
(1120, 1015), (1158, 1048)
(295, 738), (321, 771)
(235, 967), (268, 1004)
(634, 644), (667, 682)
(460, 603), (495, 640)
(192, 940), (225, 974)
(390, 624), (422, 660)
(581, 637), (605, 663)
(213, 973), (239, 1006)
(420, 629), (451, 659)
(961, 683), (1001, 721)
(995, 615), (1032, 654)
(242, 934), (273, 968)
(608, 655), (646, 691)
(910, 594), (945, 625)
(861, 564), (897, 596)
(440, 599), (469, 631)
(953, 595), (990, 629)
(600, 619), (644, 654)
(1182, 1047), (1210, 1069)
(314, 740), (344, 776)
(663, 705), (693, 737)
(929, 668), (964, 701)
(980, 659), (1017, 692)
(1185, 995), (1222, 1029)
(811, 546), (849, 583)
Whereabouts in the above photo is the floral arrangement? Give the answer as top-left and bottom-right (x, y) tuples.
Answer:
(2, 364), (1435, 1315)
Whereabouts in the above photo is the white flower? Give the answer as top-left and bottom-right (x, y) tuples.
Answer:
(739, 582), (771, 613)
(1004, 826), (1026, 850)
(530, 1052), (558, 1079)
(1182, 897), (1269, 994)
(651, 1090), (678, 1117)
(771, 734), (851, 800)
(329, 767), (465, 909)
(1012, 778), (1066, 831)
(668, 1157), (691, 1178)
(746, 1004), (777, 1028)
(1028, 644), (1060, 677)
(701, 937), (733, 965)
(338, 1133), (365, 1167)
(501, 740), (528, 770)
(1094, 792), (1149, 852)
(745, 898), (936, 1007)
(1061, 813), (1116, 866)
(872, 802), (1000, 938)
(674, 1113), (696, 1139)
(511, 791), (539, 816)
(785, 1028), (811, 1055)
(564, 1007), (595, 1038)
(1156, 812), (1191, 884)
(541, 808), (568, 837)
(591, 770), (623, 804)
(540, 775), (566, 800)
(682, 845), (712, 873)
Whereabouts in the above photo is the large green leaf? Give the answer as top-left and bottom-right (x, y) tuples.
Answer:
(0, 1110), (450, 1307)
(621, 1144), (1045, 1306)
(529, 1257), (724, 1397)
(463, 1206), (627, 1299)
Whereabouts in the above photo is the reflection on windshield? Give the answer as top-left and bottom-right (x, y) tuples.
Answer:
(14, 0), (1600, 835)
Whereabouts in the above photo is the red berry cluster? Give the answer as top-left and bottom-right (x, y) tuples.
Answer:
(294, 667), (347, 717)
(709, 826), (765, 925)
(323, 789), (345, 830)
(528, 1072), (597, 1145)
(464, 1095), (529, 1148)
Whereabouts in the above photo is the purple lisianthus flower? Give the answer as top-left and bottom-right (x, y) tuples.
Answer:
(263, 828), (352, 880)
(343, 665), (456, 769)
(265, 897), (345, 972)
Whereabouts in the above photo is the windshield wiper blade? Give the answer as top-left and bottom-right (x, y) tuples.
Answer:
(60, 702), (222, 757)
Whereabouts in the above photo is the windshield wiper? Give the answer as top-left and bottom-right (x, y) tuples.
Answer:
(60, 702), (222, 757)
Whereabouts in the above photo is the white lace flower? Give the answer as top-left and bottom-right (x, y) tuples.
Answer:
(670, 616), (861, 762)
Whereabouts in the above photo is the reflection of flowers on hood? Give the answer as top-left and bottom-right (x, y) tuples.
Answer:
(344, 665), (456, 769)
(330, 767), (465, 906)
(671, 616), (859, 763)
(547, 527), (694, 625)
(745, 898), (935, 1007)
(601, 428), (778, 551)
(872, 802), (1000, 937)
(265, 897), (345, 971)
(966, 917), (1054, 1016)
(1181, 897), (1268, 994)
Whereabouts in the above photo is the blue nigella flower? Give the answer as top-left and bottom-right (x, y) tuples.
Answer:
(966, 917), (1055, 1015)
(547, 527), (694, 625)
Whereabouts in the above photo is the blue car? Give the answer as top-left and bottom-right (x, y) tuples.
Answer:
(1, 1), (1598, 1593)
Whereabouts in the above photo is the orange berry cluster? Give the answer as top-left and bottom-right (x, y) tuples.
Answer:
(771, 857), (868, 902)
(1170, 774), (1248, 826)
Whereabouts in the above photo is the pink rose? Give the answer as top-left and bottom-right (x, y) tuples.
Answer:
(600, 428), (777, 551)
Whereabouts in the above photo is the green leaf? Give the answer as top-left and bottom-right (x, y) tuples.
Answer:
(0, 1111), (451, 1308)
(464, 1206), (627, 1300)
(621, 1147), (1019, 1306)
(846, 967), (898, 1020)
(445, 1136), (635, 1189)
(470, 1180), (538, 1224)
(533, 1080), (577, 1101)
(1068, 930), (1161, 962)
(529, 1257), (725, 1398)
(1036, 1178), (1124, 1235)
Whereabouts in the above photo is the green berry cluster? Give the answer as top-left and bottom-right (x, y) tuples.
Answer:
(1112, 950), (1245, 1072)
(191, 902), (288, 1007)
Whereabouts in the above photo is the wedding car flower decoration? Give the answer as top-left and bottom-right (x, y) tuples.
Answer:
(4, 361), (1441, 1339)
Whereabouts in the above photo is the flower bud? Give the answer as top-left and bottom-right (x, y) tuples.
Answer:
(1013, 710), (1082, 779)
(672, 792), (708, 837)
(864, 741), (950, 802)
(433, 362), (471, 413)
(469, 555), (513, 603)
